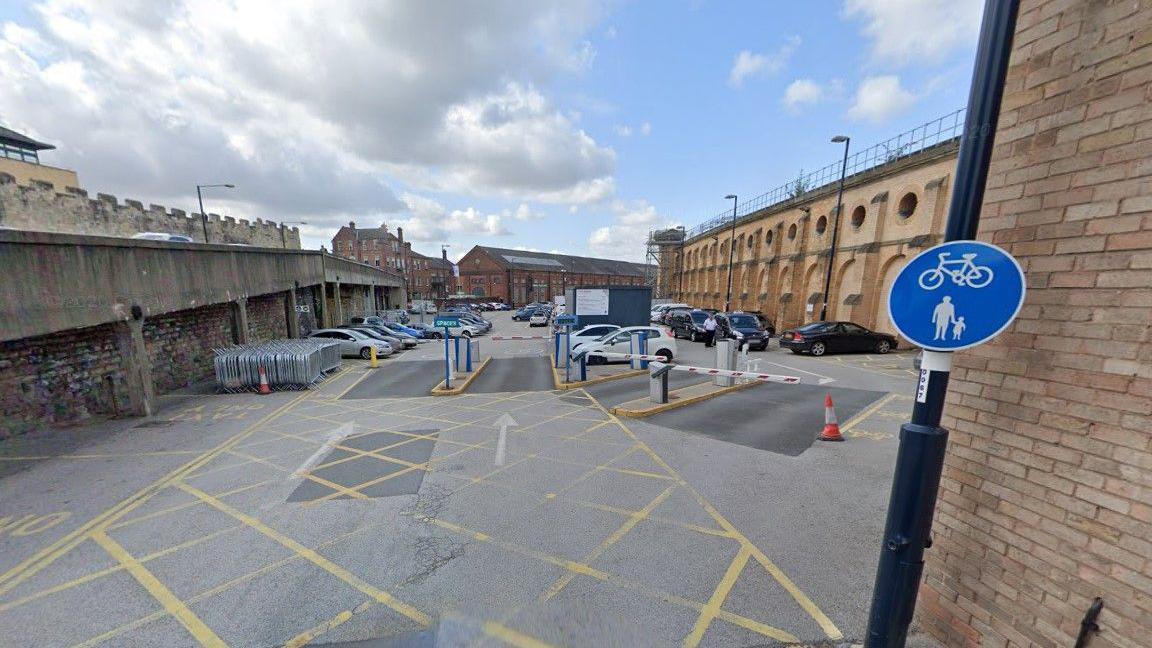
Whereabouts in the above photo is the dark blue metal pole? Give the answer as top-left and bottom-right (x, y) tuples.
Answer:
(443, 328), (451, 390)
(865, 1), (1020, 646)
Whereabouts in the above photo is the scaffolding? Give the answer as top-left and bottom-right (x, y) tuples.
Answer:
(646, 226), (686, 300)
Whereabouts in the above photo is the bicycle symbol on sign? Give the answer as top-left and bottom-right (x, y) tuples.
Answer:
(918, 253), (994, 290)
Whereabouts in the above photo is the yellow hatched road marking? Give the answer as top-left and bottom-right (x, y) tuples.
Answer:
(482, 621), (556, 648)
(839, 392), (900, 433)
(683, 547), (760, 647)
(90, 531), (226, 648)
(175, 481), (430, 627)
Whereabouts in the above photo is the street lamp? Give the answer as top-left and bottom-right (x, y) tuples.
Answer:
(280, 221), (307, 248)
(819, 136), (850, 321)
(723, 194), (738, 312)
(196, 183), (235, 243)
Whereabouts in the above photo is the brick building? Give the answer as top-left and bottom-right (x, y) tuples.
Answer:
(330, 222), (455, 302)
(913, 1), (1152, 646)
(408, 250), (456, 301)
(456, 246), (648, 305)
(657, 112), (962, 335)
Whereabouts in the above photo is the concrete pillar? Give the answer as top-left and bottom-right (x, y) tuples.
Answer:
(115, 318), (155, 417)
(231, 297), (249, 345)
(856, 193), (890, 328)
(333, 281), (344, 325)
(285, 289), (300, 338)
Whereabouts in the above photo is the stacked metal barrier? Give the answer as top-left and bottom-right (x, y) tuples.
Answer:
(213, 339), (342, 392)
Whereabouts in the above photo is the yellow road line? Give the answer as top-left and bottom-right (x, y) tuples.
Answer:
(329, 367), (377, 401)
(224, 449), (371, 500)
(0, 390), (311, 599)
(111, 479), (276, 531)
(176, 482), (430, 627)
(482, 621), (556, 648)
(541, 484), (675, 601)
(284, 602), (367, 648)
(839, 392), (900, 433)
(90, 531), (226, 647)
(0, 450), (203, 461)
(683, 546), (752, 647)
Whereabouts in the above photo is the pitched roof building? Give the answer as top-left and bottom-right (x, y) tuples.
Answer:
(456, 245), (650, 305)
(330, 222), (455, 300)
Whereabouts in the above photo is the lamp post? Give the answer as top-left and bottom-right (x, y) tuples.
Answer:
(280, 221), (307, 248)
(196, 183), (235, 243)
(723, 194), (738, 312)
(819, 136), (850, 321)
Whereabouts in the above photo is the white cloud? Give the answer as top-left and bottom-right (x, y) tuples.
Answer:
(587, 200), (676, 262)
(639, 121), (652, 136)
(847, 75), (917, 123)
(843, 0), (982, 66)
(396, 193), (511, 242)
(783, 79), (824, 111)
(0, 0), (612, 247)
(728, 35), (801, 88)
(604, 25), (617, 39)
(615, 124), (633, 137)
(615, 121), (651, 138)
(510, 203), (544, 221)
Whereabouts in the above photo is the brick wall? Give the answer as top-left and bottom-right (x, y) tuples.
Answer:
(917, 1), (1152, 646)
(144, 303), (233, 393)
(0, 322), (126, 438)
(247, 293), (287, 342)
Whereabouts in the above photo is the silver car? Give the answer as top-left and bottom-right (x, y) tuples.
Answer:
(309, 328), (393, 359)
(349, 327), (410, 351)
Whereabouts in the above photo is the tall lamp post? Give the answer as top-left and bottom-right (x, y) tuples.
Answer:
(280, 221), (307, 248)
(196, 183), (235, 243)
(723, 194), (738, 312)
(819, 136), (850, 321)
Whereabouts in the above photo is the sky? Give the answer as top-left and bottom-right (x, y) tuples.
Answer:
(0, 0), (983, 262)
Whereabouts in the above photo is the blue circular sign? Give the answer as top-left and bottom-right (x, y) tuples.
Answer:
(887, 240), (1026, 352)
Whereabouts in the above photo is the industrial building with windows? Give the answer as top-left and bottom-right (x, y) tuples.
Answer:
(455, 245), (649, 305)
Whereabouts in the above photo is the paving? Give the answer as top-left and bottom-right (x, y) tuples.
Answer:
(342, 360), (446, 399)
(0, 311), (920, 646)
(466, 356), (556, 394)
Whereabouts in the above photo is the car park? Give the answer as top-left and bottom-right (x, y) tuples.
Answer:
(408, 322), (443, 338)
(440, 320), (484, 338)
(381, 321), (427, 340)
(567, 324), (621, 349)
(650, 303), (689, 323)
(458, 313), (492, 332)
(778, 321), (897, 356)
(715, 312), (774, 351)
(669, 309), (710, 342)
(309, 328), (393, 359)
(575, 326), (677, 364)
(528, 307), (550, 327)
(370, 325), (420, 349)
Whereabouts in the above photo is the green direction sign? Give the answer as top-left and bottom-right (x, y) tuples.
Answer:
(434, 316), (460, 328)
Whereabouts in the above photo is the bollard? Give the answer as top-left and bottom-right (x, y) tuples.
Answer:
(554, 332), (561, 368)
(714, 339), (736, 387)
(630, 332), (646, 370)
(578, 352), (587, 381)
(563, 327), (572, 383)
(649, 361), (671, 404)
(369, 345), (379, 369)
(454, 336), (461, 370)
(465, 336), (473, 372)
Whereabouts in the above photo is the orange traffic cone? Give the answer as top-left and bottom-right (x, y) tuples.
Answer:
(257, 365), (272, 395)
(819, 393), (843, 441)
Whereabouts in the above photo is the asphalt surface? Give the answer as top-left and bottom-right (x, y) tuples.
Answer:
(0, 310), (927, 647)
(466, 356), (555, 393)
(342, 360), (445, 398)
(582, 371), (714, 409)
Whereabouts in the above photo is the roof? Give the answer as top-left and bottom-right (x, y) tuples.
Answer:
(348, 226), (396, 242)
(0, 126), (54, 151)
(411, 251), (453, 269)
(472, 246), (651, 277)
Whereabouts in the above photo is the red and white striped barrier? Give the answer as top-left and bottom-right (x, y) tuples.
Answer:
(491, 335), (554, 341)
(675, 364), (801, 384)
(587, 351), (668, 362)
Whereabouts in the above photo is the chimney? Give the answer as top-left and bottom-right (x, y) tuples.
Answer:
(348, 221), (356, 229)
(442, 247), (448, 260)
(396, 227), (404, 243)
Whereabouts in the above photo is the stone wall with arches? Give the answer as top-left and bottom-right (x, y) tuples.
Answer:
(669, 142), (957, 339)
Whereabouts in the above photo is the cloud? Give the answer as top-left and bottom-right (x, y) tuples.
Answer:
(510, 203), (545, 221)
(847, 75), (917, 123)
(395, 193), (511, 242)
(587, 200), (676, 262)
(0, 0), (612, 246)
(615, 124), (633, 137)
(640, 122), (652, 136)
(728, 35), (801, 88)
(615, 121), (651, 138)
(783, 79), (824, 111)
(843, 0), (982, 66)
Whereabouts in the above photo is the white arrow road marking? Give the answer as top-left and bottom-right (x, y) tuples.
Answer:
(765, 361), (837, 385)
(493, 413), (518, 466)
(293, 422), (355, 478)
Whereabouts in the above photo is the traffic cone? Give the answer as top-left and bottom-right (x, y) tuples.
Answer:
(819, 393), (843, 441)
(258, 365), (272, 395)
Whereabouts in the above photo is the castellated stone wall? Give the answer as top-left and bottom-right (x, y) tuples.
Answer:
(0, 174), (301, 248)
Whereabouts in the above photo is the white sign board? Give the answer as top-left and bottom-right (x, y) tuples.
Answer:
(805, 303), (814, 313)
(575, 289), (609, 316)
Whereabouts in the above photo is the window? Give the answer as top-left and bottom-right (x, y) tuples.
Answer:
(842, 323), (868, 334)
(851, 206), (866, 229)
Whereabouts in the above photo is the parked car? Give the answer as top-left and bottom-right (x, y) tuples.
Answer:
(650, 303), (689, 323)
(364, 325), (419, 349)
(408, 322), (443, 339)
(778, 321), (897, 356)
(348, 326), (409, 351)
(492, 303), (512, 311)
(528, 308), (550, 327)
(669, 309), (710, 342)
(309, 328), (393, 359)
(661, 305), (693, 325)
(131, 232), (195, 242)
(568, 324), (621, 349)
(715, 312), (775, 351)
(440, 320), (485, 338)
(458, 313), (491, 332)
(381, 321), (426, 339)
(574, 326), (677, 364)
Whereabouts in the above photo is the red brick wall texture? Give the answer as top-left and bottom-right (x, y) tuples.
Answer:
(916, 1), (1152, 647)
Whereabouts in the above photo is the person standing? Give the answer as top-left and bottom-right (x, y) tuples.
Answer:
(703, 312), (718, 348)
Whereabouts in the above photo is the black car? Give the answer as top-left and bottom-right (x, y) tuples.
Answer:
(661, 306), (693, 325)
(715, 312), (774, 351)
(778, 321), (897, 356)
(669, 309), (710, 342)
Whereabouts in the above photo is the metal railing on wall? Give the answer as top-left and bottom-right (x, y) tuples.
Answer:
(214, 339), (342, 392)
(686, 109), (965, 240)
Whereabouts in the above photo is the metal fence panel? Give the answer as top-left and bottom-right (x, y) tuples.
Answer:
(213, 339), (343, 392)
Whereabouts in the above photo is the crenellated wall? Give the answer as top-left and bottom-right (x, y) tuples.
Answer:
(0, 174), (301, 248)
